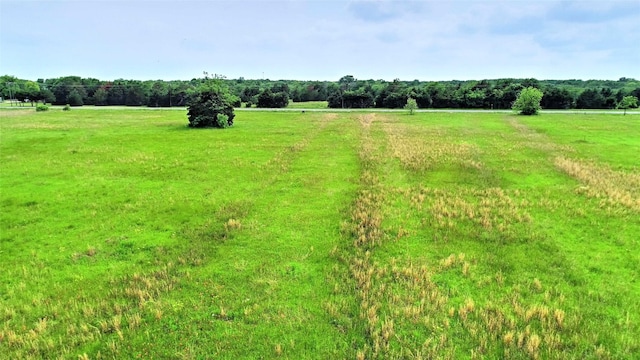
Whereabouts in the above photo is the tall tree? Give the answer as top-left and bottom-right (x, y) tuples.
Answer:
(14, 81), (41, 105)
(541, 87), (574, 109)
(148, 81), (169, 107)
(93, 87), (109, 106)
(50, 76), (85, 105)
(39, 88), (56, 104)
(576, 89), (605, 109)
(67, 88), (84, 106)
(125, 81), (147, 106)
(107, 82), (126, 105)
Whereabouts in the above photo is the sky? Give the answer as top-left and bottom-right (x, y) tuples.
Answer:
(1, 0), (639, 82)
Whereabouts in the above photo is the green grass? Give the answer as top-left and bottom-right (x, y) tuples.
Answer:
(287, 101), (328, 109)
(1, 108), (638, 359)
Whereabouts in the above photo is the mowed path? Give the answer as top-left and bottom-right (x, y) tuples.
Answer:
(138, 113), (363, 358)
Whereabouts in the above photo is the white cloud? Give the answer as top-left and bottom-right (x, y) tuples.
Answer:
(1, 0), (638, 81)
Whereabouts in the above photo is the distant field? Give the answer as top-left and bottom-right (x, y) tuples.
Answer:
(1, 108), (638, 359)
(287, 101), (328, 109)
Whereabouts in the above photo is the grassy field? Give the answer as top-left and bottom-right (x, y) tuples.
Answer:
(1, 108), (638, 359)
(287, 101), (328, 109)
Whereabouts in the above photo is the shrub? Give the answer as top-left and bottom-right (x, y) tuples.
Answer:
(257, 89), (289, 108)
(512, 87), (543, 115)
(186, 74), (237, 128)
(63, 104), (71, 111)
(36, 104), (49, 112)
(216, 114), (230, 128)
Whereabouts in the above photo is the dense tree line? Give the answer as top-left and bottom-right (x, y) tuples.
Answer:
(1, 74), (639, 110)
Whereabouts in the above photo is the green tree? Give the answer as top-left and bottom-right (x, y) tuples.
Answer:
(22, 81), (41, 105)
(541, 87), (574, 109)
(257, 89), (275, 108)
(49, 76), (85, 105)
(341, 89), (374, 108)
(186, 74), (238, 128)
(413, 87), (432, 108)
(148, 81), (169, 107)
(107, 83), (126, 105)
(376, 79), (407, 108)
(66, 89), (84, 106)
(404, 97), (418, 115)
(39, 88), (56, 104)
(512, 87), (543, 115)
(92, 87), (109, 106)
(256, 88), (289, 108)
(125, 81), (147, 106)
(576, 88), (604, 109)
(617, 96), (638, 115)
(0, 75), (19, 101)
(240, 85), (260, 105)
(273, 92), (289, 108)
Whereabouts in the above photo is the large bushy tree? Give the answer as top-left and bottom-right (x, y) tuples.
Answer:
(39, 88), (56, 104)
(240, 85), (260, 106)
(541, 87), (574, 109)
(49, 76), (86, 105)
(125, 81), (147, 106)
(576, 88), (605, 109)
(186, 74), (238, 128)
(107, 83), (126, 105)
(512, 87), (543, 115)
(67, 89), (84, 106)
(148, 81), (169, 107)
(342, 89), (374, 108)
(93, 87), (109, 105)
(257, 88), (289, 108)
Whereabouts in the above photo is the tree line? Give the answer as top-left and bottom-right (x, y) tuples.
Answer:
(1, 74), (639, 110)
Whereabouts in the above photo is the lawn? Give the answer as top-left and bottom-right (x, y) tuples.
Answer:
(1, 108), (638, 359)
(287, 101), (328, 109)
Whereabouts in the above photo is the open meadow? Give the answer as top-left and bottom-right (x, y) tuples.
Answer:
(1, 108), (638, 359)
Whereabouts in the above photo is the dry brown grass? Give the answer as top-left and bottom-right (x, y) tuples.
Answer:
(0, 260), (185, 358)
(383, 122), (482, 171)
(555, 156), (640, 211)
(400, 186), (533, 239)
(325, 114), (584, 359)
(321, 113), (338, 122)
(357, 113), (376, 128)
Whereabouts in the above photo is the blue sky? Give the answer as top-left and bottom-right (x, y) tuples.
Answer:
(1, 0), (638, 81)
